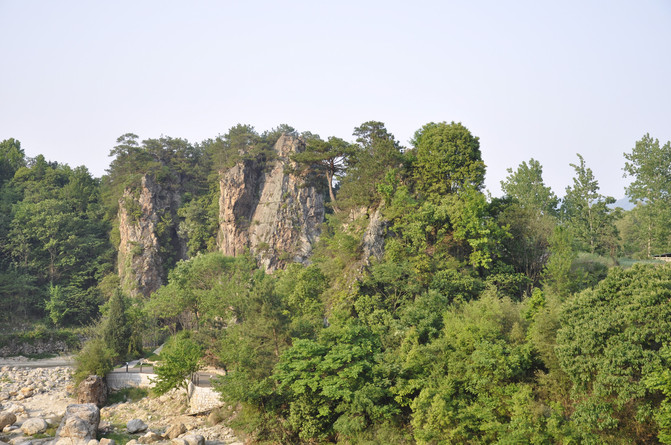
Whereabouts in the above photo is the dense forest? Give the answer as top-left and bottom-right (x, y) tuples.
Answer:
(2, 123), (671, 444)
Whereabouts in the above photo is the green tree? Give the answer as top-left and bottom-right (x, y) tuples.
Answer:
(147, 253), (257, 333)
(291, 135), (354, 206)
(500, 158), (558, 216)
(153, 331), (203, 399)
(556, 264), (671, 443)
(46, 284), (100, 326)
(102, 291), (133, 360)
(73, 336), (115, 384)
(274, 318), (397, 442)
(406, 295), (543, 444)
(623, 134), (671, 256)
(0, 138), (26, 184)
(411, 121), (485, 198)
(562, 154), (619, 255)
(542, 226), (578, 299)
(445, 187), (510, 269)
(338, 121), (404, 208)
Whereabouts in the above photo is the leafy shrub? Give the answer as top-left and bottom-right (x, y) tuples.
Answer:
(73, 337), (115, 384)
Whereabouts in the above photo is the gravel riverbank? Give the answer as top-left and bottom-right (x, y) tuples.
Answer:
(0, 358), (243, 445)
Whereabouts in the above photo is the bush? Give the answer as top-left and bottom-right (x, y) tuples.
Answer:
(73, 337), (115, 384)
(107, 387), (149, 405)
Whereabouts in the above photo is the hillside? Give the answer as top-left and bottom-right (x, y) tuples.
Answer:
(1, 127), (671, 443)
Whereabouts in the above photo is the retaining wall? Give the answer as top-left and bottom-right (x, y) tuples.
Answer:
(188, 382), (223, 413)
(106, 372), (157, 390)
(106, 373), (223, 413)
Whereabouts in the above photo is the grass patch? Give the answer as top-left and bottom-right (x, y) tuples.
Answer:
(618, 257), (664, 268)
(0, 326), (82, 350)
(99, 429), (137, 445)
(143, 352), (160, 362)
(25, 352), (58, 360)
(107, 387), (149, 405)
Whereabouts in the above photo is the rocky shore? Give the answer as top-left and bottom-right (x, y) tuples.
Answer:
(0, 360), (242, 445)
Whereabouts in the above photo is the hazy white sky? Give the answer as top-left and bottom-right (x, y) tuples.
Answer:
(1, 0), (669, 198)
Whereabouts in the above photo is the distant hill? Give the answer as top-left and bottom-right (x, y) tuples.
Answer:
(611, 197), (635, 210)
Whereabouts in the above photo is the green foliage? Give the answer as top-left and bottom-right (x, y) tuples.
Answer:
(291, 135), (354, 205)
(147, 253), (256, 332)
(215, 269), (289, 406)
(74, 336), (115, 384)
(46, 284), (101, 327)
(152, 331), (203, 397)
(405, 295), (541, 444)
(338, 121), (404, 209)
(100, 291), (142, 361)
(542, 226), (578, 298)
(411, 121), (485, 198)
(500, 158), (558, 216)
(623, 134), (671, 256)
(177, 194), (219, 256)
(444, 187), (510, 269)
(4, 127), (667, 443)
(498, 202), (556, 288)
(275, 264), (327, 339)
(562, 153), (620, 255)
(556, 264), (671, 442)
(0, 138), (26, 184)
(275, 319), (398, 442)
(0, 155), (113, 323)
(107, 387), (149, 405)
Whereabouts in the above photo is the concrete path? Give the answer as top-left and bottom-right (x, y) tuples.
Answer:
(0, 355), (75, 368)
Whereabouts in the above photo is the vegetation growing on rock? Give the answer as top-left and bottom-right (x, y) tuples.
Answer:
(2, 124), (671, 443)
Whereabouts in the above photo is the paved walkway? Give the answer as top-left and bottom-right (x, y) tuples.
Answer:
(110, 360), (216, 388)
(0, 355), (74, 368)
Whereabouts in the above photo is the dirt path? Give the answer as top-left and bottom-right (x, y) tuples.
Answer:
(0, 355), (74, 368)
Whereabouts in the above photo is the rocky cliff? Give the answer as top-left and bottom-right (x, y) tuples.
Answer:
(217, 134), (325, 272)
(117, 175), (186, 297)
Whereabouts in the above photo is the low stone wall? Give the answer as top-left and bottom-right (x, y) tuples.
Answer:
(107, 373), (223, 413)
(0, 337), (80, 357)
(106, 372), (157, 390)
(187, 382), (223, 414)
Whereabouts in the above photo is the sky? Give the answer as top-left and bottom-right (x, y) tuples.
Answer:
(1, 0), (670, 199)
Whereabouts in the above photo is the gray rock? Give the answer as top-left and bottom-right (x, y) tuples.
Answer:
(181, 435), (204, 445)
(217, 134), (325, 273)
(98, 439), (116, 445)
(20, 418), (48, 435)
(87, 440), (99, 445)
(137, 432), (162, 444)
(126, 419), (147, 434)
(54, 403), (100, 445)
(164, 424), (185, 439)
(0, 412), (16, 429)
(170, 439), (187, 445)
(77, 376), (107, 408)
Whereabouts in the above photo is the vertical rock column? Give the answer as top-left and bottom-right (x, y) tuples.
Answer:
(117, 175), (184, 297)
(217, 134), (326, 272)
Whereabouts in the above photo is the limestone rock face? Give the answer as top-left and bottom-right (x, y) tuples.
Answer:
(361, 205), (388, 264)
(76, 376), (107, 408)
(53, 404), (100, 445)
(117, 175), (185, 297)
(217, 134), (325, 272)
